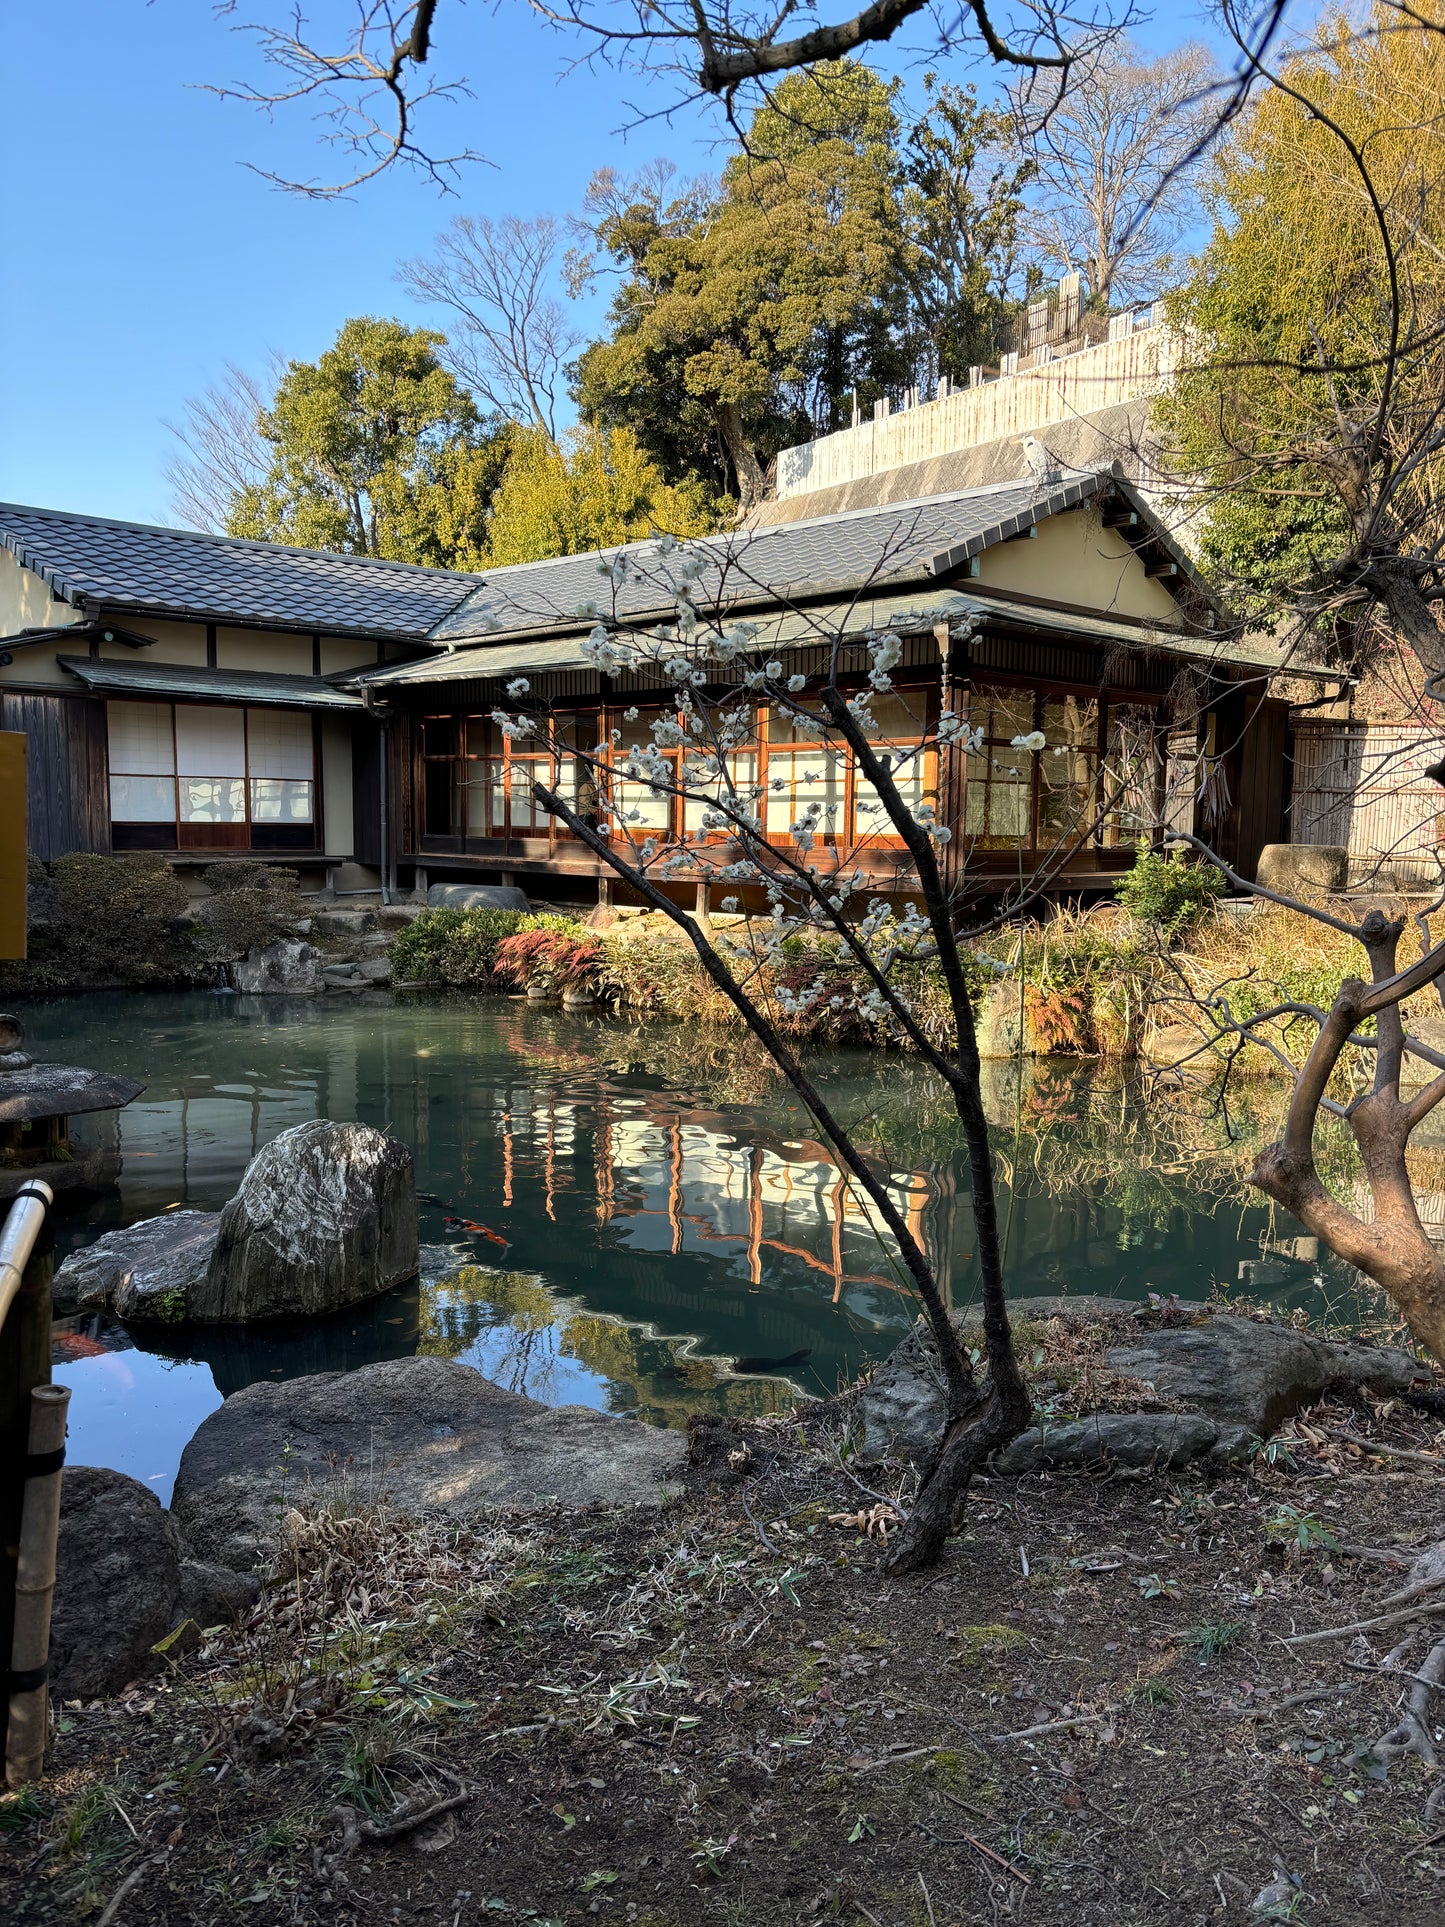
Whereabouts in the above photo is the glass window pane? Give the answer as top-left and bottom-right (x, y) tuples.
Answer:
(422, 717), (456, 758)
(965, 771), (1030, 847)
(246, 709), (313, 780)
(1038, 759), (1096, 839)
(110, 774), (175, 823)
(250, 779), (313, 823)
(464, 761), (503, 835)
(180, 777), (246, 823)
(1042, 698), (1098, 750)
(107, 701), (174, 775)
(868, 691), (928, 740)
(684, 752), (758, 833)
(974, 687), (1034, 743)
(852, 744), (934, 840)
(508, 760), (551, 835)
(767, 704), (828, 745)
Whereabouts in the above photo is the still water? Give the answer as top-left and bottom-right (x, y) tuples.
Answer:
(20, 991), (1376, 1498)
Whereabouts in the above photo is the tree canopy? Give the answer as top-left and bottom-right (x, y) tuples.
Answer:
(481, 425), (721, 567)
(1158, 12), (1445, 657)
(225, 316), (513, 568)
(574, 60), (1042, 510)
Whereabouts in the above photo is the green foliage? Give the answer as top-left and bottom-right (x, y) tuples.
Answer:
(225, 316), (513, 566)
(1265, 1504), (1339, 1554)
(1116, 845), (1224, 936)
(902, 74), (1034, 381)
(1156, 19), (1445, 626)
(389, 907), (586, 986)
(194, 861), (306, 962)
(482, 424), (722, 567)
(574, 61), (913, 502)
(1180, 1620), (1245, 1664)
(0, 855), (207, 996)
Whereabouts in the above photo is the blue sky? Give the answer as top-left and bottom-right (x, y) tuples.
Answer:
(2, 2), (1216, 527)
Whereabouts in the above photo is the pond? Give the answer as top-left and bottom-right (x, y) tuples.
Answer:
(20, 989), (1385, 1499)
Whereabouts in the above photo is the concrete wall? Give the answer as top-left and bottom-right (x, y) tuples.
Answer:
(776, 324), (1178, 501)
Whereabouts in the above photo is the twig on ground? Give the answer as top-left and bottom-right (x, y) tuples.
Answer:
(1229, 1681), (1358, 1719)
(992, 1713), (1103, 1742)
(1344, 1657), (1445, 1694)
(96, 1852), (169, 1927)
(948, 1827), (1033, 1886)
(1286, 1601), (1445, 1647)
(1315, 1424), (1445, 1468)
(739, 1488), (779, 1555)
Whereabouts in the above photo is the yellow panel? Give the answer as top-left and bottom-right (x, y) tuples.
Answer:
(0, 732), (28, 960)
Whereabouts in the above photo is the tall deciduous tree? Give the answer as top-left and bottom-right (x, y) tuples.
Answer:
(482, 424), (722, 566)
(1013, 36), (1217, 308)
(225, 316), (513, 566)
(574, 61), (911, 512)
(400, 214), (582, 439)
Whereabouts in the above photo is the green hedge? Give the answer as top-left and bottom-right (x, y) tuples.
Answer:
(389, 907), (587, 987)
(1, 855), (209, 996)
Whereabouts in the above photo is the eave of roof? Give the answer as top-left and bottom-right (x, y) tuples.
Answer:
(354, 581), (1272, 694)
(58, 656), (365, 709)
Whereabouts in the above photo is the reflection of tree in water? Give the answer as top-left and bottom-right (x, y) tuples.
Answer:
(418, 1262), (791, 1427)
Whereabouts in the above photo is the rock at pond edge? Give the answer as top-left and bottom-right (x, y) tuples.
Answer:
(52, 1210), (220, 1322)
(171, 1355), (686, 1570)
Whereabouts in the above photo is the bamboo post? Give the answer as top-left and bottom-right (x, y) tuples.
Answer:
(0, 1180), (55, 1725)
(5, 1382), (69, 1784)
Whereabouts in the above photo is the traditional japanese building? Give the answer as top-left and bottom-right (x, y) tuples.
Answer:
(0, 472), (1290, 907)
(351, 467), (1288, 908)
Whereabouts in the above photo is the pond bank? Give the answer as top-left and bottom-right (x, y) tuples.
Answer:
(6, 1381), (1445, 1925)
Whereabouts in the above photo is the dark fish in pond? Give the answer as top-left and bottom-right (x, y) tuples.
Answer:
(731, 1348), (812, 1375)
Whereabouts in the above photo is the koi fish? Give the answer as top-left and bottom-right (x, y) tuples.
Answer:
(442, 1213), (511, 1248)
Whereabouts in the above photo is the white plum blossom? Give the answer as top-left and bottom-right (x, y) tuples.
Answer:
(764, 660), (783, 679)
(786, 674), (807, 693)
(867, 633), (903, 691)
(720, 896), (739, 911)
(1011, 730), (1047, 752)
(505, 678), (530, 700)
(624, 706), (639, 722)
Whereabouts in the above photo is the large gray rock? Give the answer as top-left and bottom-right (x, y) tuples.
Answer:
(189, 1121), (419, 1324)
(49, 1468), (258, 1699)
(1106, 1317), (1420, 1435)
(427, 883), (530, 913)
(233, 940), (323, 995)
(52, 1211), (221, 1322)
(1255, 843), (1348, 895)
(172, 1355), (686, 1570)
(854, 1295), (1423, 1467)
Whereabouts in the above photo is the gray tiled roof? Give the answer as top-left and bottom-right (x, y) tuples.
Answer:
(0, 503), (480, 640)
(429, 471), (1110, 643)
(58, 656), (365, 709)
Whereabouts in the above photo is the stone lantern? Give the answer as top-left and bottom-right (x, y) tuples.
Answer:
(0, 1016), (143, 1200)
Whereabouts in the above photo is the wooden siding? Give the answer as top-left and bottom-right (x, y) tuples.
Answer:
(0, 692), (108, 859)
(1291, 723), (1444, 880)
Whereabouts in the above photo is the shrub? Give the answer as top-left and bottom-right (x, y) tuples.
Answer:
(389, 907), (584, 987)
(0, 854), (207, 995)
(493, 928), (604, 993)
(194, 861), (305, 962)
(1116, 844), (1225, 936)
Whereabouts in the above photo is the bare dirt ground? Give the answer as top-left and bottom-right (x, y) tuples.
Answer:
(4, 1388), (1445, 1927)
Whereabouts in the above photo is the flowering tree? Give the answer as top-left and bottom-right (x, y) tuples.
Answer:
(483, 529), (1153, 1569)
